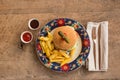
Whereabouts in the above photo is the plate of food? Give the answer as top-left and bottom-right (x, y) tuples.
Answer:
(36, 18), (90, 72)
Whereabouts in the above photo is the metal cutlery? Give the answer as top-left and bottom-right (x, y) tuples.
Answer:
(92, 27), (96, 69)
(98, 25), (101, 70)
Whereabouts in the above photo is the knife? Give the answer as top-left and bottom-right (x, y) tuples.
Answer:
(98, 24), (101, 70)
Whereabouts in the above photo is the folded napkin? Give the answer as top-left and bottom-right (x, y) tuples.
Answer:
(86, 21), (108, 71)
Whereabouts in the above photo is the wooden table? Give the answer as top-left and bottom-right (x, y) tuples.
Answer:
(0, 0), (120, 80)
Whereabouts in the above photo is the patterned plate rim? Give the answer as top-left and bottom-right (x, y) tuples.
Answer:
(36, 18), (90, 72)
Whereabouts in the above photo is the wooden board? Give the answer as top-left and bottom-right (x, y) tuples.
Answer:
(0, 0), (120, 80)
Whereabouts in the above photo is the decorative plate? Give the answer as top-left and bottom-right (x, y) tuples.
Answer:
(36, 18), (90, 72)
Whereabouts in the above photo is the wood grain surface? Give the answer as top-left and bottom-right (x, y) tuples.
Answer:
(0, 0), (120, 80)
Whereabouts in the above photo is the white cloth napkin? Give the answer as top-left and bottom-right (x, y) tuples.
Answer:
(86, 21), (108, 71)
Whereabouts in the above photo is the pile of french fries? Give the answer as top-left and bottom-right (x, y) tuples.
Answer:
(38, 32), (76, 66)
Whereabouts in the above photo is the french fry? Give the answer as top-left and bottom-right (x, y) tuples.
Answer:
(49, 53), (58, 60)
(50, 51), (53, 55)
(40, 41), (45, 53)
(47, 31), (53, 42)
(45, 47), (50, 57)
(60, 58), (71, 66)
(70, 48), (76, 57)
(40, 41), (50, 56)
(59, 50), (70, 58)
(55, 56), (65, 59)
(50, 58), (65, 62)
(40, 41), (49, 57)
(53, 50), (59, 54)
(51, 43), (54, 50)
(39, 37), (49, 41)
(46, 41), (52, 51)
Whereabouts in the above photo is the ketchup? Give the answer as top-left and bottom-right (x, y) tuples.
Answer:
(23, 32), (32, 42)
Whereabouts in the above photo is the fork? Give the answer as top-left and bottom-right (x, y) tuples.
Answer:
(92, 27), (96, 69)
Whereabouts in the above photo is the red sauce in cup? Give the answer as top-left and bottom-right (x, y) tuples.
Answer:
(22, 32), (32, 42)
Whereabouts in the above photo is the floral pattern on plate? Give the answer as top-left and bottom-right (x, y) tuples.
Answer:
(36, 18), (90, 72)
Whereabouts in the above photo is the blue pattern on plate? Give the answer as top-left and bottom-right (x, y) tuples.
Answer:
(36, 18), (90, 72)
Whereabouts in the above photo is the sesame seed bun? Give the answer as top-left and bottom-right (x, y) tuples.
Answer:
(53, 26), (79, 50)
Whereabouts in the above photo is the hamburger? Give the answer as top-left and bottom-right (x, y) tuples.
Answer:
(52, 26), (79, 50)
